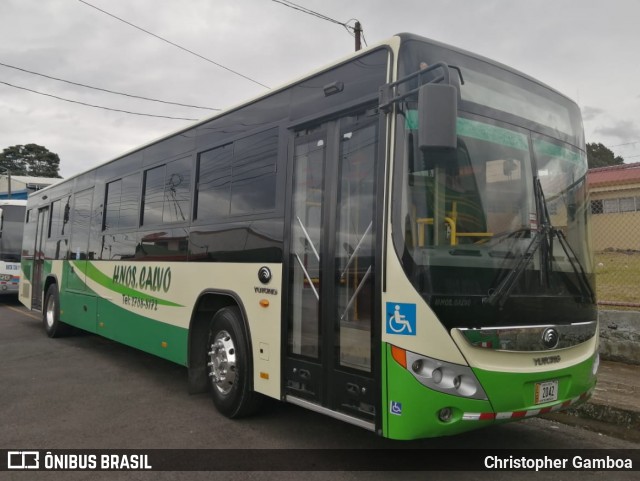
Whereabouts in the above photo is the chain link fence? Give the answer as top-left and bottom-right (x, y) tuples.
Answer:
(590, 192), (640, 309)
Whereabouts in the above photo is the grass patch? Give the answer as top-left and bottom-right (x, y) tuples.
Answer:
(595, 251), (640, 308)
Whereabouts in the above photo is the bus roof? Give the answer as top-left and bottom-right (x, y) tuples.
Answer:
(29, 35), (401, 198)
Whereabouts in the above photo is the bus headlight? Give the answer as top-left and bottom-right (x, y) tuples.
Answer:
(402, 349), (488, 400)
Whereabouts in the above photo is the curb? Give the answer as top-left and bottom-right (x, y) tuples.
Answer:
(573, 400), (640, 431)
(543, 401), (640, 443)
(599, 310), (640, 366)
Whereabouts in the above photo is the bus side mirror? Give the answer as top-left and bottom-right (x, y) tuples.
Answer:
(0, 207), (3, 237)
(418, 83), (458, 151)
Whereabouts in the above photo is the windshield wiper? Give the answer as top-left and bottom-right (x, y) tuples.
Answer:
(535, 178), (595, 303)
(485, 178), (548, 308)
(483, 229), (544, 308)
(484, 178), (594, 308)
(552, 227), (595, 303)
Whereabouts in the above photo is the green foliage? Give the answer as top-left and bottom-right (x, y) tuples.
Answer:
(587, 142), (624, 169)
(0, 144), (62, 178)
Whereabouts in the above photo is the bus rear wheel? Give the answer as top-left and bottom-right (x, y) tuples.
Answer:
(43, 284), (70, 338)
(207, 306), (262, 418)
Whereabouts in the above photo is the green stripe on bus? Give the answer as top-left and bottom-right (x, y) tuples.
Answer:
(96, 295), (188, 366)
(21, 260), (32, 282)
(58, 287), (188, 366)
(533, 138), (583, 164)
(405, 112), (529, 151)
(457, 117), (529, 151)
(72, 260), (184, 307)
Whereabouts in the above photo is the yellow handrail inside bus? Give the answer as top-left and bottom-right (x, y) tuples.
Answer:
(415, 202), (493, 246)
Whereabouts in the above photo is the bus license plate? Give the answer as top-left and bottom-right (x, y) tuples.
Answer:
(535, 380), (558, 404)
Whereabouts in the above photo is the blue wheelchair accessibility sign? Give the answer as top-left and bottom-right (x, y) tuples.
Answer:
(385, 302), (417, 336)
(390, 401), (403, 416)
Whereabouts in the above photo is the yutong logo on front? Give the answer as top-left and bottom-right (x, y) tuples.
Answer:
(541, 327), (560, 349)
(533, 355), (561, 366)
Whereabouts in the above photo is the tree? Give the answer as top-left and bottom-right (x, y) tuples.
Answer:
(586, 142), (624, 169)
(0, 144), (62, 178)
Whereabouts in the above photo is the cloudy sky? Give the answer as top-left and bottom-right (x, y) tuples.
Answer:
(1, 0), (639, 178)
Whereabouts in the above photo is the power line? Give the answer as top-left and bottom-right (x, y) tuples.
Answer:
(0, 61), (220, 111)
(271, 0), (363, 39)
(78, 0), (270, 90)
(0, 80), (199, 121)
(271, 0), (346, 26)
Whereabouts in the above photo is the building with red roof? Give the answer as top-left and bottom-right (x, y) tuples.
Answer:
(587, 162), (640, 251)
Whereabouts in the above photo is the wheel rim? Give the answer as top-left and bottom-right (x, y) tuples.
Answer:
(208, 330), (237, 395)
(45, 294), (56, 329)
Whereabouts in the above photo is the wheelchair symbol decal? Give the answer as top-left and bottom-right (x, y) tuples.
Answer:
(386, 302), (416, 336)
(390, 401), (403, 416)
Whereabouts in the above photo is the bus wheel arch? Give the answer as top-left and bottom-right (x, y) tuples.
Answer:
(187, 292), (261, 417)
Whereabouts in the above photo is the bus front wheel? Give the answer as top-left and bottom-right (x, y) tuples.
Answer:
(207, 306), (261, 418)
(43, 284), (70, 338)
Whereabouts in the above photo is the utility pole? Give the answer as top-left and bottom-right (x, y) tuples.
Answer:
(354, 21), (362, 51)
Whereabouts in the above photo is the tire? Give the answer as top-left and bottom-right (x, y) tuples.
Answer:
(43, 284), (71, 338)
(207, 306), (262, 418)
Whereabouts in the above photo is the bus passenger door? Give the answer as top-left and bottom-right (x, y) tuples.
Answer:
(285, 112), (379, 427)
(31, 206), (49, 311)
(64, 187), (98, 331)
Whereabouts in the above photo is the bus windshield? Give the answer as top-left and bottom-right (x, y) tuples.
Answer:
(393, 47), (595, 330)
(0, 203), (25, 262)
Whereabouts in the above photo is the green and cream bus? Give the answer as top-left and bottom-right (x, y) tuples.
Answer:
(19, 33), (598, 439)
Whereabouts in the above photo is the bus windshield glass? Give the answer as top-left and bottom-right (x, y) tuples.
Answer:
(393, 40), (595, 330)
(0, 203), (26, 262)
(459, 67), (576, 140)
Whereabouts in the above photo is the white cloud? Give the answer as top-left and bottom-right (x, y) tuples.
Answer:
(595, 120), (640, 142)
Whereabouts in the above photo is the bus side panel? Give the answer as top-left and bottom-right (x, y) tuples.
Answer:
(59, 290), (98, 335)
(67, 259), (282, 399)
(65, 259), (190, 366)
(95, 295), (189, 366)
(59, 260), (98, 334)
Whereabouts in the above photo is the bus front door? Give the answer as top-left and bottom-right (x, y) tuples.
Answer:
(31, 206), (49, 310)
(286, 112), (379, 427)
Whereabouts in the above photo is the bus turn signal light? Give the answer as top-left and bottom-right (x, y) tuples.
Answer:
(391, 345), (407, 369)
